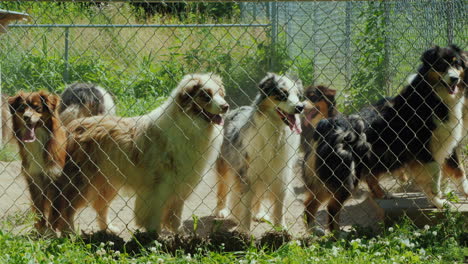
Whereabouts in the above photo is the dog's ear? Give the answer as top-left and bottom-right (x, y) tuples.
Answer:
(294, 78), (303, 94)
(8, 94), (23, 115)
(324, 88), (337, 98)
(178, 75), (202, 105)
(39, 91), (60, 113)
(421, 46), (440, 66)
(460, 52), (468, 69)
(259, 73), (277, 96)
(448, 44), (462, 53)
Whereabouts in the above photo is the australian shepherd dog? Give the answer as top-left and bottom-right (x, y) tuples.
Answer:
(8, 91), (67, 234)
(214, 73), (303, 233)
(50, 73), (229, 234)
(58, 83), (116, 125)
(301, 85), (338, 159)
(303, 45), (466, 233)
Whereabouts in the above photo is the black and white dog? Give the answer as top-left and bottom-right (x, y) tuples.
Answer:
(303, 45), (466, 232)
(215, 73), (303, 233)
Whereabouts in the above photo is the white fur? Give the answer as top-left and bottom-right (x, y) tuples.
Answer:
(216, 74), (303, 233)
(22, 128), (53, 178)
(427, 71), (465, 208)
(232, 112), (300, 232)
(96, 86), (116, 116)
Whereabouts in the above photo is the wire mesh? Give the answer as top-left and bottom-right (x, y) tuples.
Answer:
(0, 1), (466, 242)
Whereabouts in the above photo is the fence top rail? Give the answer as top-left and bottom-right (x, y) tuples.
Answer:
(9, 23), (271, 28)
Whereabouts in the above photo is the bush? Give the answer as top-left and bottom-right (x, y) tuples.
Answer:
(130, 2), (240, 22)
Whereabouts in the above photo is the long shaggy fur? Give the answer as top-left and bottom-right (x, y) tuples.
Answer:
(50, 73), (229, 234)
(303, 45), (467, 232)
(9, 91), (67, 234)
(59, 83), (116, 125)
(214, 73), (303, 233)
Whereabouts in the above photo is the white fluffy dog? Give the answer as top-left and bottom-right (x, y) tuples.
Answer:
(50, 73), (229, 234)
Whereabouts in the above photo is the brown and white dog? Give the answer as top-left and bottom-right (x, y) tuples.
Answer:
(9, 91), (67, 234)
(301, 85), (337, 159)
(50, 73), (229, 234)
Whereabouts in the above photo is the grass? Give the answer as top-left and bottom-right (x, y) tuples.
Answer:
(0, 144), (19, 162)
(0, 211), (466, 263)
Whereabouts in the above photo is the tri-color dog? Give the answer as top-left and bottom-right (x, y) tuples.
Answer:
(303, 45), (466, 233)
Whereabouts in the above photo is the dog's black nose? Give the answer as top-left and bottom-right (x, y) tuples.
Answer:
(23, 115), (31, 122)
(295, 104), (304, 114)
(221, 104), (229, 113)
(450, 76), (460, 84)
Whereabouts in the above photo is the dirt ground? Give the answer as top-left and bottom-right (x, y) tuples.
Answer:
(0, 159), (403, 240)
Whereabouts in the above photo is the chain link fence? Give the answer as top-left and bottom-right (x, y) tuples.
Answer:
(0, 1), (466, 241)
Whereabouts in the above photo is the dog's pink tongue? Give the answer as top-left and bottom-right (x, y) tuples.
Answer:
(287, 114), (302, 134)
(212, 115), (224, 126)
(449, 85), (459, 95)
(23, 126), (36, 143)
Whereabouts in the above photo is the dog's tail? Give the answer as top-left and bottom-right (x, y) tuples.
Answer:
(313, 115), (371, 191)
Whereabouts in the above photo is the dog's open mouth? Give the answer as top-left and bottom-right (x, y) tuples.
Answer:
(22, 122), (37, 143)
(201, 110), (224, 126)
(304, 106), (321, 127)
(276, 108), (301, 134)
(446, 81), (459, 95)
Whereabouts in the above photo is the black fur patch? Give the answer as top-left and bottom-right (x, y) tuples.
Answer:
(313, 45), (464, 197)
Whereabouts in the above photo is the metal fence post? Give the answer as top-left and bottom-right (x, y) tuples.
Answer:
(64, 27), (70, 83)
(269, 1), (278, 71)
(0, 63), (2, 146)
(446, 0), (454, 45)
(344, 2), (352, 85)
(383, 0), (391, 95)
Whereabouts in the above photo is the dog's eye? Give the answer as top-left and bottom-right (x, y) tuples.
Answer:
(16, 104), (26, 112)
(309, 95), (320, 102)
(34, 106), (43, 113)
(199, 90), (212, 102)
(276, 90), (289, 101)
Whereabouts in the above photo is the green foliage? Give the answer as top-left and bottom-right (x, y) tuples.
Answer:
(348, 1), (389, 112)
(0, 212), (466, 263)
(130, 2), (240, 22)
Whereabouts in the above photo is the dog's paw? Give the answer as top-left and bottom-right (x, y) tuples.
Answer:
(431, 197), (454, 209)
(253, 211), (272, 223)
(310, 226), (326, 237)
(235, 225), (250, 235)
(215, 208), (230, 219)
(459, 180), (468, 197)
(106, 224), (119, 235)
(36, 226), (57, 238)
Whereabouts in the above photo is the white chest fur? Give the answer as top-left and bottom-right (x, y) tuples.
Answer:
(23, 128), (49, 177)
(430, 93), (464, 163)
(244, 113), (300, 182)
